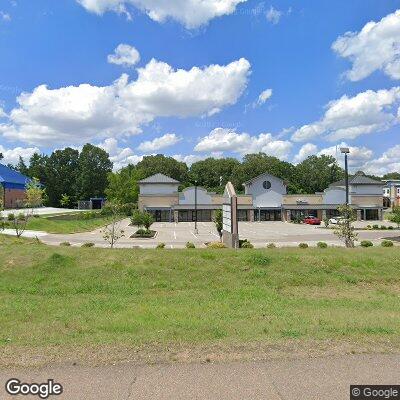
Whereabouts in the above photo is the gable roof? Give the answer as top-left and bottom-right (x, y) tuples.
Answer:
(330, 172), (383, 187)
(0, 164), (30, 186)
(243, 172), (286, 186)
(138, 173), (180, 184)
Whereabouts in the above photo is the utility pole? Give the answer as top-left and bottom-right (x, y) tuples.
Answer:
(341, 147), (350, 205)
(194, 180), (198, 234)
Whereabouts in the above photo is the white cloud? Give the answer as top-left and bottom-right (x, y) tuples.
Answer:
(0, 108), (6, 118)
(77, 0), (247, 28)
(293, 143), (317, 163)
(0, 144), (39, 166)
(317, 142), (374, 169)
(0, 58), (250, 146)
(195, 127), (293, 159)
(361, 145), (400, 176)
(292, 87), (400, 142)
(108, 44), (140, 67)
(332, 10), (400, 81)
(138, 133), (181, 152)
(0, 11), (11, 21)
(254, 88), (273, 107)
(266, 6), (281, 24)
(98, 138), (143, 170)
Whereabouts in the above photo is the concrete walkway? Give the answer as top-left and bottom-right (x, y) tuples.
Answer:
(1, 354), (399, 399)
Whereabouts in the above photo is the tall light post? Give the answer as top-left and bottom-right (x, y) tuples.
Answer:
(340, 147), (350, 205)
(194, 180), (198, 234)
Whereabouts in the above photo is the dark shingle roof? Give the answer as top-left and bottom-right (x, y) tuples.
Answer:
(138, 173), (180, 184)
(0, 164), (30, 185)
(330, 172), (383, 187)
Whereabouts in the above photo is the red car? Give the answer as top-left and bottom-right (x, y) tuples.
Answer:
(303, 216), (321, 225)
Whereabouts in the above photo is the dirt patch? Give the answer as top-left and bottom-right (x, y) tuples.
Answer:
(1, 338), (400, 369)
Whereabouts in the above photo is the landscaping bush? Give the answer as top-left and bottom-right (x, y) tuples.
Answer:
(207, 242), (227, 249)
(80, 211), (98, 220)
(366, 225), (372, 230)
(380, 225), (387, 230)
(132, 228), (156, 238)
(7, 213), (15, 221)
(81, 242), (95, 248)
(60, 242), (71, 247)
(266, 243), (276, 249)
(381, 240), (394, 247)
(298, 243), (309, 249)
(156, 243), (166, 249)
(241, 241), (254, 249)
(317, 241), (328, 248)
(388, 226), (394, 230)
(372, 224), (379, 230)
(360, 240), (373, 248)
(186, 242), (195, 249)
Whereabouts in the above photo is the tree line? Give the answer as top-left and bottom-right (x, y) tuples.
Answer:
(7, 146), (399, 208)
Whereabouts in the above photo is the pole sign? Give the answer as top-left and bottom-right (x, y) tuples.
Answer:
(222, 182), (239, 248)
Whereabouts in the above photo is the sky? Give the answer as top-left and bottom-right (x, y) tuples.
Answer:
(0, 0), (399, 175)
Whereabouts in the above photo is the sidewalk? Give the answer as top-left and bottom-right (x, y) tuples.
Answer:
(1, 354), (399, 399)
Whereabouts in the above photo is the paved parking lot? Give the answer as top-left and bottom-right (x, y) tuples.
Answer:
(37, 220), (400, 248)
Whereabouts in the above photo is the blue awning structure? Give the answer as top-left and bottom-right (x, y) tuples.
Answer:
(0, 164), (31, 190)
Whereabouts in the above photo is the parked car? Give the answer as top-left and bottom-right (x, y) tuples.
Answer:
(303, 216), (321, 225)
(329, 217), (344, 225)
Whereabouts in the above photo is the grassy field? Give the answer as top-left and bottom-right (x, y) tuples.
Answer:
(0, 236), (399, 364)
(4, 213), (113, 234)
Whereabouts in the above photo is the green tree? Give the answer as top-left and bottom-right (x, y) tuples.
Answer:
(101, 202), (125, 249)
(27, 153), (48, 186)
(136, 155), (189, 184)
(105, 165), (142, 204)
(333, 204), (358, 248)
(389, 206), (400, 229)
(295, 155), (344, 194)
(213, 209), (223, 241)
(45, 148), (79, 207)
(383, 172), (400, 180)
(189, 158), (240, 193)
(15, 156), (29, 175)
(76, 144), (113, 201)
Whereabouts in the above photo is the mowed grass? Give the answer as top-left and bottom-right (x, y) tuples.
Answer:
(0, 236), (400, 351)
(7, 213), (113, 234)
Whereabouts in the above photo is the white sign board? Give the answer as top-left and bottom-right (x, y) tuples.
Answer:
(223, 203), (232, 233)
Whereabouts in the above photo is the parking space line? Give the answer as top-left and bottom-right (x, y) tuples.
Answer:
(174, 231), (177, 240)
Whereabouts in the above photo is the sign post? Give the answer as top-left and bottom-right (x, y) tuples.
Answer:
(222, 182), (239, 249)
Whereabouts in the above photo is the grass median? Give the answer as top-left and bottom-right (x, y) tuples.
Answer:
(1, 236), (399, 364)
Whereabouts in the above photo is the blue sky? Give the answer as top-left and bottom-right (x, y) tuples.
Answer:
(0, 0), (399, 174)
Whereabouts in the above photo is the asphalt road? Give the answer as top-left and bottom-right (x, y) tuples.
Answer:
(36, 220), (400, 248)
(1, 354), (399, 399)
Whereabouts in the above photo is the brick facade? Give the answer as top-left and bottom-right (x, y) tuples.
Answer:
(3, 188), (26, 209)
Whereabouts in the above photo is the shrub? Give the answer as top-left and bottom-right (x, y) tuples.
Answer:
(381, 240), (394, 247)
(266, 243), (276, 249)
(207, 242), (227, 249)
(80, 211), (98, 220)
(7, 213), (15, 221)
(186, 242), (195, 249)
(118, 203), (137, 216)
(298, 243), (309, 249)
(366, 225), (372, 230)
(317, 241), (328, 248)
(388, 226), (394, 230)
(360, 240), (373, 248)
(60, 242), (71, 247)
(372, 224), (379, 230)
(380, 225), (387, 230)
(156, 243), (166, 249)
(241, 241), (254, 249)
(81, 242), (95, 248)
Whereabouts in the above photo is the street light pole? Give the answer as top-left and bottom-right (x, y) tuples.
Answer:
(341, 147), (350, 205)
(194, 180), (198, 234)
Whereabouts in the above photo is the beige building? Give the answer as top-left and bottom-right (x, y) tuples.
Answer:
(138, 172), (384, 222)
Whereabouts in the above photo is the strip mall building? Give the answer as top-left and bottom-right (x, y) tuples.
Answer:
(138, 172), (385, 223)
